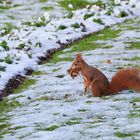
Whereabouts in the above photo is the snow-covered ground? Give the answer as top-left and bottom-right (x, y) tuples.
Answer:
(0, 0), (140, 92)
(0, 0), (65, 29)
(2, 15), (140, 139)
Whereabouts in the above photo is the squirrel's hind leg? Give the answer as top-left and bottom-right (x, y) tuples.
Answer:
(91, 82), (101, 97)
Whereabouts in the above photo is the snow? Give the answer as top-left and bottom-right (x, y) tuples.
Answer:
(1, 15), (140, 139)
(0, 0), (140, 91)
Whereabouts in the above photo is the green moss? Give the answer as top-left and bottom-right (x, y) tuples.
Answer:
(59, 0), (91, 11)
(114, 132), (135, 138)
(13, 79), (36, 94)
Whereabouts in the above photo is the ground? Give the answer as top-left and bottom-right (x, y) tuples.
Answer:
(0, 16), (140, 140)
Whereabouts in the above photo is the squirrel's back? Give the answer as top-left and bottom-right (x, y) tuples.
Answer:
(108, 68), (140, 94)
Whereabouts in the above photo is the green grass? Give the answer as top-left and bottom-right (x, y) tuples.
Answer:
(37, 96), (49, 101)
(39, 0), (48, 2)
(59, 0), (91, 11)
(93, 18), (104, 25)
(0, 23), (15, 36)
(45, 125), (59, 131)
(114, 132), (135, 138)
(0, 98), (21, 114)
(52, 68), (61, 72)
(130, 57), (140, 61)
(84, 13), (94, 20)
(71, 23), (80, 28)
(131, 97), (140, 103)
(13, 79), (36, 94)
(68, 28), (121, 52)
(123, 57), (140, 61)
(41, 6), (54, 11)
(36, 123), (59, 131)
(56, 74), (65, 78)
(0, 98), (22, 138)
(85, 100), (93, 104)
(66, 120), (81, 125)
(49, 27), (120, 64)
(125, 42), (140, 50)
(32, 70), (44, 75)
(78, 109), (87, 112)
(57, 25), (67, 30)
(0, 5), (11, 10)
(49, 51), (73, 64)
(0, 40), (9, 51)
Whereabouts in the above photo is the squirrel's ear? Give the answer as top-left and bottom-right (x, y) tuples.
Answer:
(76, 53), (82, 60)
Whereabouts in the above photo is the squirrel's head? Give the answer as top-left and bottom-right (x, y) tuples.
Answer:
(67, 53), (83, 79)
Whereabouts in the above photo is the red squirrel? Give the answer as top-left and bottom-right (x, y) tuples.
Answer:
(67, 53), (140, 97)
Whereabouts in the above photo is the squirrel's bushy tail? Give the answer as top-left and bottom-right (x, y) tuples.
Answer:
(108, 68), (140, 94)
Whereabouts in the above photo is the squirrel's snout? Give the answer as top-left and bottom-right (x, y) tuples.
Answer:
(67, 69), (71, 74)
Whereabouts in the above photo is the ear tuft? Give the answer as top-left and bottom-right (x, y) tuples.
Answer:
(76, 53), (82, 60)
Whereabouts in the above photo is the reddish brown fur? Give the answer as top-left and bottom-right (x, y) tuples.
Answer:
(108, 68), (140, 95)
(67, 54), (140, 97)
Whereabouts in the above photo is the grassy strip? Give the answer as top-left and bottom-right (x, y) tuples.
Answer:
(59, 0), (91, 11)
(13, 79), (36, 94)
(0, 98), (22, 138)
(49, 27), (121, 64)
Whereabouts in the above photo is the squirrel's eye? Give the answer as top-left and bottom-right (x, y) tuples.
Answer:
(75, 63), (77, 66)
